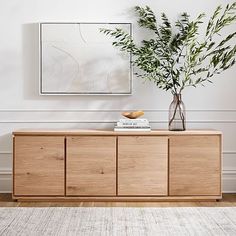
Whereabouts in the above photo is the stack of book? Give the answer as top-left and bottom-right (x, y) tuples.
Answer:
(114, 118), (151, 131)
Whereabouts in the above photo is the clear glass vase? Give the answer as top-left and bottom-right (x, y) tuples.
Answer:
(169, 94), (186, 131)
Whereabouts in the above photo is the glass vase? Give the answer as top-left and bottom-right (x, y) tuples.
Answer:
(169, 94), (186, 131)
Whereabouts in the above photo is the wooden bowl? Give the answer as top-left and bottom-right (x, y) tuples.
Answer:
(121, 110), (144, 119)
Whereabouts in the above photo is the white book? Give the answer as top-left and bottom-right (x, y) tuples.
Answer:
(115, 126), (151, 129)
(114, 127), (151, 132)
(119, 118), (149, 123)
(116, 122), (149, 127)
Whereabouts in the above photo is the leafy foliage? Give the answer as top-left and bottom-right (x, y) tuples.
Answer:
(100, 3), (236, 94)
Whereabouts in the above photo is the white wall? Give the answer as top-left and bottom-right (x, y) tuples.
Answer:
(0, 0), (235, 193)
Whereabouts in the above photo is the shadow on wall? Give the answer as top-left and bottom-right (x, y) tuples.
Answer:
(0, 133), (13, 153)
(22, 23), (40, 100)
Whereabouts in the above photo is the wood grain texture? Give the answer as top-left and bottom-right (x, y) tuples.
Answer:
(169, 135), (221, 196)
(118, 136), (168, 196)
(66, 136), (116, 196)
(14, 136), (65, 196)
(1, 193), (235, 206)
(12, 195), (222, 202)
(12, 129), (222, 136)
(12, 130), (222, 201)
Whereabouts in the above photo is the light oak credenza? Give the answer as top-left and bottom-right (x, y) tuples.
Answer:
(12, 129), (222, 201)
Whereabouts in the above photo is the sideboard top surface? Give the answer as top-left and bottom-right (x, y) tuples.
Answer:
(13, 129), (222, 136)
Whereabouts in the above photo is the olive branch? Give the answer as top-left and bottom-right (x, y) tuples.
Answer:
(100, 3), (236, 95)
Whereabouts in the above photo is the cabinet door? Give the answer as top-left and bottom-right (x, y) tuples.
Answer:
(14, 136), (65, 196)
(118, 136), (168, 196)
(169, 135), (221, 196)
(66, 136), (116, 196)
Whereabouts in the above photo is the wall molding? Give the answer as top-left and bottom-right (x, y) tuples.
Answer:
(223, 170), (236, 175)
(1, 120), (236, 123)
(0, 169), (12, 175)
(0, 151), (12, 154)
(0, 109), (236, 113)
(224, 151), (236, 154)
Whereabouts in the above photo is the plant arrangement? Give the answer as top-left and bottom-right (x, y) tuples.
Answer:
(100, 2), (236, 130)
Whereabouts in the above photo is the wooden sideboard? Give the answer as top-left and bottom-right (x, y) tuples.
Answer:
(12, 129), (222, 201)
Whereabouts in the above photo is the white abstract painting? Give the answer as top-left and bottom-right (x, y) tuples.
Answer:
(40, 23), (132, 95)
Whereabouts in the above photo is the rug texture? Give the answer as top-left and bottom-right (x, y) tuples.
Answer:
(0, 207), (235, 236)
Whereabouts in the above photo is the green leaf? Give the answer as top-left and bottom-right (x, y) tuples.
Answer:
(100, 4), (236, 93)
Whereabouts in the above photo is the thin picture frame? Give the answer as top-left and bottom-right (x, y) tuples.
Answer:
(39, 22), (133, 95)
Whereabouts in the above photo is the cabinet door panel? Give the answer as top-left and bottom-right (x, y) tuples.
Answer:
(14, 136), (65, 196)
(66, 136), (116, 196)
(169, 135), (221, 196)
(118, 136), (168, 196)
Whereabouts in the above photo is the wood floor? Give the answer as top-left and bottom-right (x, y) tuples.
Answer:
(0, 194), (236, 207)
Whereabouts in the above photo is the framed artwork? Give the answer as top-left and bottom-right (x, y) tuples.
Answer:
(39, 22), (132, 95)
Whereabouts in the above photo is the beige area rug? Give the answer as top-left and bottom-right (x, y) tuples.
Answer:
(0, 207), (236, 236)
